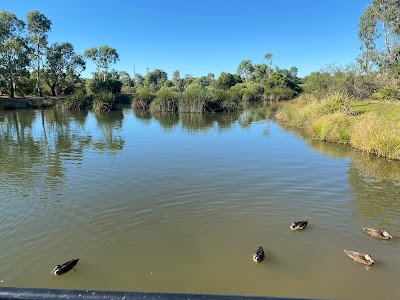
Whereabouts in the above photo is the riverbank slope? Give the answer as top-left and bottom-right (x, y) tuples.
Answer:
(271, 93), (400, 160)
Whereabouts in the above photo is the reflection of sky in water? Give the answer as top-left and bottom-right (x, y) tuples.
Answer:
(0, 107), (399, 299)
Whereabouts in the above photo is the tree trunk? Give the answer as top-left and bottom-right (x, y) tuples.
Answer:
(9, 75), (14, 98)
(51, 85), (56, 96)
(37, 36), (43, 97)
(8, 69), (14, 98)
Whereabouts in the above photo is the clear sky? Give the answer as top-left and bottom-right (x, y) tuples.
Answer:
(2, 0), (370, 79)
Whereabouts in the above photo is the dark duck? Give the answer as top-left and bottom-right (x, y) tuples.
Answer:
(252, 246), (265, 263)
(51, 258), (79, 275)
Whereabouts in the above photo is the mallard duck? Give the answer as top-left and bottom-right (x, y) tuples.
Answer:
(290, 220), (308, 230)
(252, 246), (265, 263)
(363, 228), (392, 240)
(51, 258), (79, 275)
(344, 250), (374, 266)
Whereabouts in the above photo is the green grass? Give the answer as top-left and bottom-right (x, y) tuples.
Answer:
(273, 93), (400, 160)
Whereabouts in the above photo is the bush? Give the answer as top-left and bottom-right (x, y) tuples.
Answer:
(150, 87), (178, 113)
(372, 86), (400, 100)
(61, 90), (88, 110)
(92, 91), (115, 112)
(179, 84), (210, 113)
(132, 87), (154, 109)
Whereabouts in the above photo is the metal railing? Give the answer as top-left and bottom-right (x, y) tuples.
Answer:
(0, 287), (321, 300)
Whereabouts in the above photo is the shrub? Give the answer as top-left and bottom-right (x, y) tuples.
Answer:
(372, 86), (400, 100)
(92, 91), (115, 112)
(132, 87), (154, 109)
(61, 90), (88, 110)
(150, 87), (178, 113)
(179, 84), (209, 113)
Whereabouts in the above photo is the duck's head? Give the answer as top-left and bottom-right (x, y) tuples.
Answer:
(364, 254), (374, 264)
(51, 265), (62, 275)
(383, 231), (393, 238)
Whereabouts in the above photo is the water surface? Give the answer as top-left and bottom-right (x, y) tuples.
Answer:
(0, 107), (399, 299)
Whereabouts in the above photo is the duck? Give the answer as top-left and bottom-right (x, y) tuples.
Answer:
(290, 220), (308, 230)
(51, 258), (79, 275)
(363, 228), (393, 240)
(344, 250), (374, 266)
(252, 246), (265, 263)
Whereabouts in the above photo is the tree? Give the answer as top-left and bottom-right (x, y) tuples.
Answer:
(0, 11), (30, 98)
(172, 70), (184, 92)
(84, 45), (119, 82)
(358, 0), (400, 71)
(264, 52), (274, 78)
(215, 72), (242, 90)
(26, 10), (51, 97)
(237, 60), (254, 82)
(144, 69), (168, 91)
(42, 42), (86, 96)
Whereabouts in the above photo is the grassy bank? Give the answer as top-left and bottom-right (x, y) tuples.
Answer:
(272, 93), (400, 160)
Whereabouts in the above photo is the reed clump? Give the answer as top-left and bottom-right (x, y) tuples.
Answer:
(92, 91), (115, 112)
(179, 85), (209, 113)
(132, 87), (154, 109)
(61, 90), (88, 110)
(350, 115), (400, 159)
(150, 87), (178, 113)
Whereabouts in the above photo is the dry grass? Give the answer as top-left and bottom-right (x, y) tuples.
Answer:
(273, 92), (400, 160)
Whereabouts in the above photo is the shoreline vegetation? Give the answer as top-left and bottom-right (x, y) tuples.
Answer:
(2, 2), (400, 160)
(271, 93), (400, 160)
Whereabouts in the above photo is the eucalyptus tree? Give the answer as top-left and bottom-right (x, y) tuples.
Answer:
(144, 69), (168, 91)
(26, 10), (51, 97)
(134, 73), (144, 87)
(264, 52), (273, 78)
(251, 64), (268, 82)
(42, 42), (86, 96)
(0, 11), (30, 98)
(237, 60), (254, 82)
(119, 71), (134, 87)
(84, 45), (119, 82)
(172, 70), (184, 92)
(214, 72), (242, 90)
(196, 73), (215, 87)
(358, 0), (400, 71)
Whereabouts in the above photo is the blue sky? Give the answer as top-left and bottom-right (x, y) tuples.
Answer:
(2, 0), (370, 79)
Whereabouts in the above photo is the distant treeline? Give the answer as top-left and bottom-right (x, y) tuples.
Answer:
(1, 0), (400, 112)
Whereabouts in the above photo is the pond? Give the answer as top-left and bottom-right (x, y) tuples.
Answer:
(0, 106), (399, 299)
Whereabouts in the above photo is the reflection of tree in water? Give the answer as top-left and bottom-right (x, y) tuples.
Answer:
(132, 108), (152, 124)
(180, 113), (215, 132)
(93, 110), (125, 153)
(0, 109), (88, 200)
(0, 108), (126, 200)
(238, 104), (269, 129)
(152, 112), (179, 130)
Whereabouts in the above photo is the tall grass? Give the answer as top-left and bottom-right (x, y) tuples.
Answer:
(179, 84), (209, 113)
(273, 92), (400, 160)
(150, 87), (178, 113)
(132, 87), (154, 109)
(92, 91), (115, 112)
(351, 116), (400, 159)
(61, 90), (88, 110)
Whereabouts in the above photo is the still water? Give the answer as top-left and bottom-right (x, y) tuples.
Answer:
(0, 106), (399, 299)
